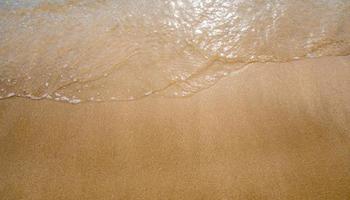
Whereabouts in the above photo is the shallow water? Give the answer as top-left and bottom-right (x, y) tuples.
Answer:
(0, 0), (349, 103)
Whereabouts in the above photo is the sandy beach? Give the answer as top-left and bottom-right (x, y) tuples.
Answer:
(0, 56), (349, 199)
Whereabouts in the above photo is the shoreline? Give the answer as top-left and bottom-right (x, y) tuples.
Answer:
(1, 55), (349, 105)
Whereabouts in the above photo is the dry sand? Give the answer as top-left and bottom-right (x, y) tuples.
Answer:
(0, 56), (349, 199)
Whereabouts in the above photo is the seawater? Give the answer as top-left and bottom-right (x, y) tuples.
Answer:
(0, 0), (349, 103)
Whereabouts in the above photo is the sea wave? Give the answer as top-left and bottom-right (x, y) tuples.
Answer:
(0, 0), (349, 103)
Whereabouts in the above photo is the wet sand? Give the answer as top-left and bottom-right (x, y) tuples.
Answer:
(0, 56), (350, 199)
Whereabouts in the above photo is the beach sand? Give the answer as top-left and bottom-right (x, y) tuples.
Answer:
(0, 56), (350, 199)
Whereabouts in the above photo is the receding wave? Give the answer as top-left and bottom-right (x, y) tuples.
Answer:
(0, 0), (349, 103)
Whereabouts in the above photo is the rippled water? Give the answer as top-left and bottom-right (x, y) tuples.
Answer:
(0, 0), (349, 103)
